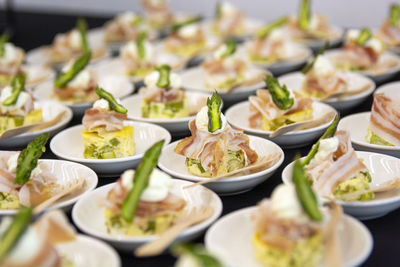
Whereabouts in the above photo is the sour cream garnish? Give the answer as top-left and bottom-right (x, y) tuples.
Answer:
(195, 106), (227, 134)
(7, 152), (42, 177)
(122, 40), (154, 61)
(121, 168), (172, 202)
(365, 38), (384, 54)
(119, 11), (140, 25)
(0, 86), (31, 116)
(144, 70), (182, 88)
(271, 184), (310, 223)
(1, 43), (19, 63)
(93, 98), (110, 111)
(312, 55), (335, 76)
(67, 68), (91, 89)
(314, 136), (339, 162)
(69, 29), (82, 50)
(175, 254), (201, 267)
(178, 24), (200, 39)
(220, 1), (237, 16)
(213, 43), (228, 58)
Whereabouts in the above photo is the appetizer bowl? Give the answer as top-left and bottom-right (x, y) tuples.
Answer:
(225, 101), (337, 148)
(121, 91), (210, 135)
(278, 71), (376, 112)
(158, 136), (284, 195)
(338, 112), (400, 158)
(282, 152), (400, 220)
(72, 179), (223, 251)
(0, 100), (73, 148)
(180, 67), (267, 106)
(33, 75), (135, 116)
(50, 121), (171, 176)
(325, 49), (400, 84)
(0, 154), (98, 216)
(303, 26), (343, 51)
(55, 234), (121, 267)
(375, 80), (400, 97)
(205, 206), (372, 267)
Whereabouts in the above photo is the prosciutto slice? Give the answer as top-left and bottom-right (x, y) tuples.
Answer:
(303, 71), (348, 96)
(305, 131), (369, 197)
(377, 20), (400, 47)
(82, 108), (126, 132)
(370, 93), (400, 146)
(174, 120), (258, 176)
(139, 86), (184, 103)
(249, 89), (313, 128)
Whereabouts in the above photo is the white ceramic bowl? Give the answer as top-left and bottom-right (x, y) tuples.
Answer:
(338, 112), (400, 158)
(282, 152), (400, 220)
(225, 101), (337, 148)
(121, 92), (210, 135)
(72, 179), (223, 251)
(304, 26), (343, 51)
(55, 234), (121, 267)
(205, 206), (372, 267)
(158, 135), (284, 195)
(0, 154), (98, 216)
(278, 71), (376, 112)
(22, 64), (55, 87)
(33, 75), (134, 116)
(180, 67), (267, 106)
(325, 49), (400, 84)
(375, 80), (400, 99)
(50, 121), (171, 176)
(0, 100), (73, 148)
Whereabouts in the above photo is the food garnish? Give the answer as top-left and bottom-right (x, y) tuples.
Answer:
(301, 41), (328, 74)
(207, 92), (222, 133)
(172, 243), (222, 267)
(0, 33), (8, 58)
(121, 140), (165, 222)
(96, 87), (128, 114)
(390, 4), (400, 27)
(256, 16), (288, 39)
(355, 28), (372, 46)
(170, 16), (202, 32)
(156, 65), (171, 88)
(2, 75), (26, 106)
(136, 31), (147, 60)
(220, 40), (236, 58)
(265, 75), (294, 110)
(298, 0), (311, 30)
(77, 18), (89, 51)
(54, 51), (91, 88)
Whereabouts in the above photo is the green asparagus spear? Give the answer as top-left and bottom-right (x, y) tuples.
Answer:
(172, 243), (223, 267)
(170, 16), (202, 32)
(293, 158), (323, 222)
(215, 2), (222, 19)
(121, 140), (165, 222)
(256, 17), (288, 39)
(298, 0), (311, 30)
(95, 87), (128, 114)
(301, 41), (328, 74)
(2, 75), (26, 106)
(220, 40), (236, 58)
(0, 33), (8, 58)
(207, 92), (223, 133)
(77, 18), (89, 52)
(0, 207), (33, 264)
(131, 15), (142, 26)
(15, 134), (49, 186)
(355, 28), (372, 46)
(390, 4), (400, 27)
(156, 65), (171, 88)
(136, 31), (147, 60)
(265, 75), (294, 110)
(54, 51), (91, 88)
(301, 114), (339, 167)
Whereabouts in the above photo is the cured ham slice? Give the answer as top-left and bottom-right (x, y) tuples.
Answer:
(139, 86), (184, 103)
(82, 108), (127, 132)
(249, 89), (313, 128)
(377, 20), (400, 47)
(174, 120), (258, 176)
(370, 93), (400, 146)
(305, 131), (369, 197)
(303, 71), (348, 96)
(53, 70), (98, 101)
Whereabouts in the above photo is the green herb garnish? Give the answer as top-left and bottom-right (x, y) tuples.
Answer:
(14, 134), (49, 185)
(390, 4), (400, 26)
(96, 87), (128, 114)
(121, 140), (165, 222)
(215, 2), (222, 19)
(170, 16), (202, 32)
(301, 41), (328, 74)
(220, 40), (236, 58)
(136, 31), (147, 60)
(0, 207), (33, 264)
(172, 243), (223, 267)
(2, 75), (26, 106)
(131, 15), (143, 26)
(256, 17), (288, 39)
(265, 75), (294, 110)
(54, 51), (91, 88)
(298, 0), (311, 30)
(355, 28), (372, 46)
(77, 18), (89, 51)
(293, 158), (323, 222)
(0, 33), (8, 58)
(156, 65), (171, 88)
(302, 114), (339, 167)
(207, 92), (223, 133)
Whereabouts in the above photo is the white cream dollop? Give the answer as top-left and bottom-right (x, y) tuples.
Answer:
(93, 98), (110, 111)
(268, 28), (285, 41)
(7, 152), (42, 177)
(195, 106), (227, 134)
(309, 14), (320, 31)
(178, 24), (200, 39)
(175, 254), (201, 267)
(122, 40), (154, 61)
(67, 68), (91, 89)
(346, 29), (360, 41)
(121, 168), (172, 202)
(365, 38), (384, 54)
(271, 183), (310, 223)
(220, 1), (238, 16)
(1, 43), (19, 63)
(314, 136), (339, 162)
(312, 55), (335, 76)
(144, 70), (181, 88)
(0, 86), (31, 116)
(69, 29), (82, 49)
(213, 43), (228, 58)
(118, 11), (140, 25)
